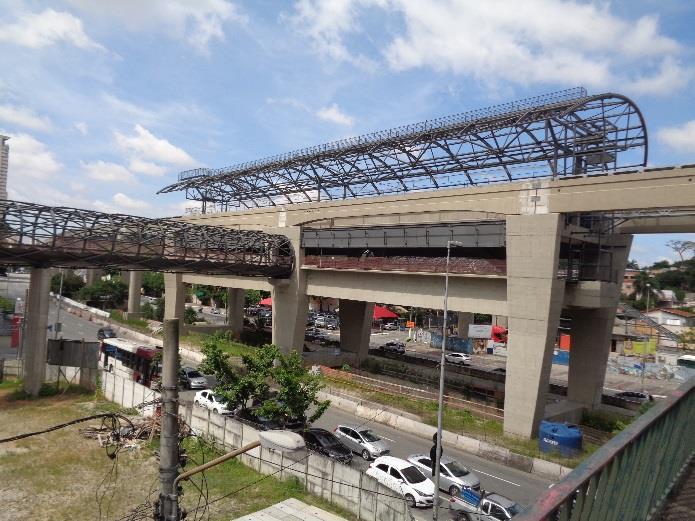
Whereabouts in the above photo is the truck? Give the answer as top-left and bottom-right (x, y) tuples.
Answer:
(448, 488), (523, 521)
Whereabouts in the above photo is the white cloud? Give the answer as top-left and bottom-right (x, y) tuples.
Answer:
(74, 122), (88, 135)
(316, 103), (354, 125)
(128, 158), (169, 177)
(290, 0), (379, 69)
(112, 192), (149, 211)
(292, 0), (688, 94)
(0, 9), (104, 50)
(81, 160), (135, 183)
(114, 125), (196, 167)
(657, 120), (695, 154)
(5, 132), (62, 180)
(67, 0), (246, 53)
(0, 104), (52, 132)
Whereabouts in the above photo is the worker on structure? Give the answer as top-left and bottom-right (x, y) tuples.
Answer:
(430, 432), (442, 476)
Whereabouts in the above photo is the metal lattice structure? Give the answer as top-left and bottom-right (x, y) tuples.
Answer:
(159, 87), (648, 209)
(0, 200), (294, 277)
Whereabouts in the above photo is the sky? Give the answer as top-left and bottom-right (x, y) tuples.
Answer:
(0, 0), (693, 267)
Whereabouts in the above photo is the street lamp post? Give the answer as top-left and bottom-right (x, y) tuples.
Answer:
(433, 240), (464, 521)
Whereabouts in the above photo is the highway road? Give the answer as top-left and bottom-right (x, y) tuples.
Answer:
(54, 301), (554, 517)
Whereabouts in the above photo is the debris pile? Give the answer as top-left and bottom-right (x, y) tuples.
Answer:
(80, 414), (191, 451)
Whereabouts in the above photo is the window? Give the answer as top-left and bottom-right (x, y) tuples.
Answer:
(489, 504), (508, 520)
(666, 318), (681, 326)
(303, 433), (316, 445)
(359, 430), (381, 442)
(389, 468), (402, 480)
(348, 429), (360, 440)
(376, 464), (389, 472)
(418, 457), (432, 467)
(401, 466), (427, 484)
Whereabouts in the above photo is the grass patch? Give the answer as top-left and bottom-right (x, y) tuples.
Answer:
(109, 309), (151, 333)
(179, 437), (357, 521)
(325, 376), (595, 468)
(181, 332), (255, 358)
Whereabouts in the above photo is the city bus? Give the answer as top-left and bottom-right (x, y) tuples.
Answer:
(100, 337), (162, 387)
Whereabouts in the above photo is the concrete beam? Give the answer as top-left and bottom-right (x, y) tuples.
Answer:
(457, 312), (473, 338)
(503, 214), (565, 439)
(24, 268), (51, 396)
(164, 273), (186, 321)
(182, 273), (272, 291)
(339, 300), (374, 364)
(305, 269), (507, 316)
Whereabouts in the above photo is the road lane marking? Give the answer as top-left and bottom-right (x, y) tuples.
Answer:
(380, 435), (396, 442)
(472, 468), (521, 487)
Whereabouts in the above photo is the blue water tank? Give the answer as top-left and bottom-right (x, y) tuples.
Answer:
(538, 421), (583, 457)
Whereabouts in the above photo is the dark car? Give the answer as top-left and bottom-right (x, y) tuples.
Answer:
(383, 341), (405, 354)
(235, 408), (282, 431)
(615, 391), (653, 403)
(97, 327), (116, 341)
(301, 428), (352, 464)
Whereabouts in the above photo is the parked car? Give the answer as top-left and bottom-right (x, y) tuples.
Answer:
(193, 390), (231, 415)
(445, 353), (471, 365)
(615, 390), (653, 403)
(449, 490), (523, 520)
(301, 428), (352, 464)
(235, 408), (282, 430)
(97, 327), (116, 341)
(382, 322), (398, 331)
(383, 341), (406, 354)
(179, 367), (207, 390)
(407, 454), (480, 496)
(334, 424), (390, 460)
(366, 456), (435, 507)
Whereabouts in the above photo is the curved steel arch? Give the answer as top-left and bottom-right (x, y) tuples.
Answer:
(0, 200), (294, 277)
(159, 88), (648, 209)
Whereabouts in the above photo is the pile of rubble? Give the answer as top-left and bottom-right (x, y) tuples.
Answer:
(80, 415), (191, 452)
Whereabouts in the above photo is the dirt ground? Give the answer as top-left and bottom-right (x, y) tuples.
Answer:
(0, 382), (159, 521)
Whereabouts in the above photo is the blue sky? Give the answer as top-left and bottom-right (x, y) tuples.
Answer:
(0, 0), (693, 267)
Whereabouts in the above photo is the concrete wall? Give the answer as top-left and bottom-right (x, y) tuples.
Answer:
(100, 370), (161, 417)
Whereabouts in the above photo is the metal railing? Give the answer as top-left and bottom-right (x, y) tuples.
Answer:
(517, 376), (695, 521)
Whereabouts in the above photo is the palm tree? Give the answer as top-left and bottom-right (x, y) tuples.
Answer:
(631, 270), (660, 304)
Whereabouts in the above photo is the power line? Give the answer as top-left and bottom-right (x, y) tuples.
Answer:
(0, 412), (133, 444)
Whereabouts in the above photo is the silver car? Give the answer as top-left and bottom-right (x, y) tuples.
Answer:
(334, 424), (390, 460)
(179, 367), (207, 390)
(407, 453), (480, 496)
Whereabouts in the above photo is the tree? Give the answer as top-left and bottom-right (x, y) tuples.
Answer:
(666, 240), (695, 265)
(198, 334), (239, 389)
(258, 350), (330, 425)
(244, 289), (269, 307)
(142, 272), (164, 297)
(650, 260), (670, 270)
(184, 306), (198, 325)
(50, 272), (85, 299)
(631, 271), (660, 303)
(78, 279), (128, 306)
(678, 328), (695, 350)
(626, 259), (640, 270)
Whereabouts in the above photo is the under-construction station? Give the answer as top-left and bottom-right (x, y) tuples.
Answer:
(6, 87), (695, 440)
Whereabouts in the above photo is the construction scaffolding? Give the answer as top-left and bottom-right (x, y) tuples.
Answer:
(160, 88), (648, 210)
(0, 200), (294, 277)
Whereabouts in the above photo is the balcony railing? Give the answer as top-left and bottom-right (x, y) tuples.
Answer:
(302, 255), (507, 276)
(516, 376), (695, 521)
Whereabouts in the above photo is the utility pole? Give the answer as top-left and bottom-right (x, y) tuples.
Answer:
(54, 269), (64, 340)
(158, 318), (181, 521)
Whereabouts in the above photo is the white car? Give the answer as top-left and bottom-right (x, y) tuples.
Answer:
(366, 455), (435, 507)
(445, 353), (471, 365)
(193, 389), (231, 414)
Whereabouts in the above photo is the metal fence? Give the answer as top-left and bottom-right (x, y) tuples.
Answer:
(517, 376), (695, 521)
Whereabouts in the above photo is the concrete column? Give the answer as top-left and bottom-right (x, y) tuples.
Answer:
(566, 235), (633, 408)
(271, 227), (308, 353)
(226, 288), (245, 339)
(24, 268), (51, 396)
(164, 273), (186, 321)
(457, 312), (473, 338)
(339, 299), (375, 363)
(503, 214), (566, 439)
(127, 271), (143, 318)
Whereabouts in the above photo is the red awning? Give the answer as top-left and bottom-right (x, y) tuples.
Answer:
(259, 297), (272, 306)
(373, 305), (398, 320)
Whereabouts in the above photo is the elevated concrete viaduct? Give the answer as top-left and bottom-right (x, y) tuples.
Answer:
(169, 165), (695, 438)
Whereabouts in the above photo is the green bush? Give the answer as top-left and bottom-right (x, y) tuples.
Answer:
(0, 295), (14, 313)
(581, 410), (630, 433)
